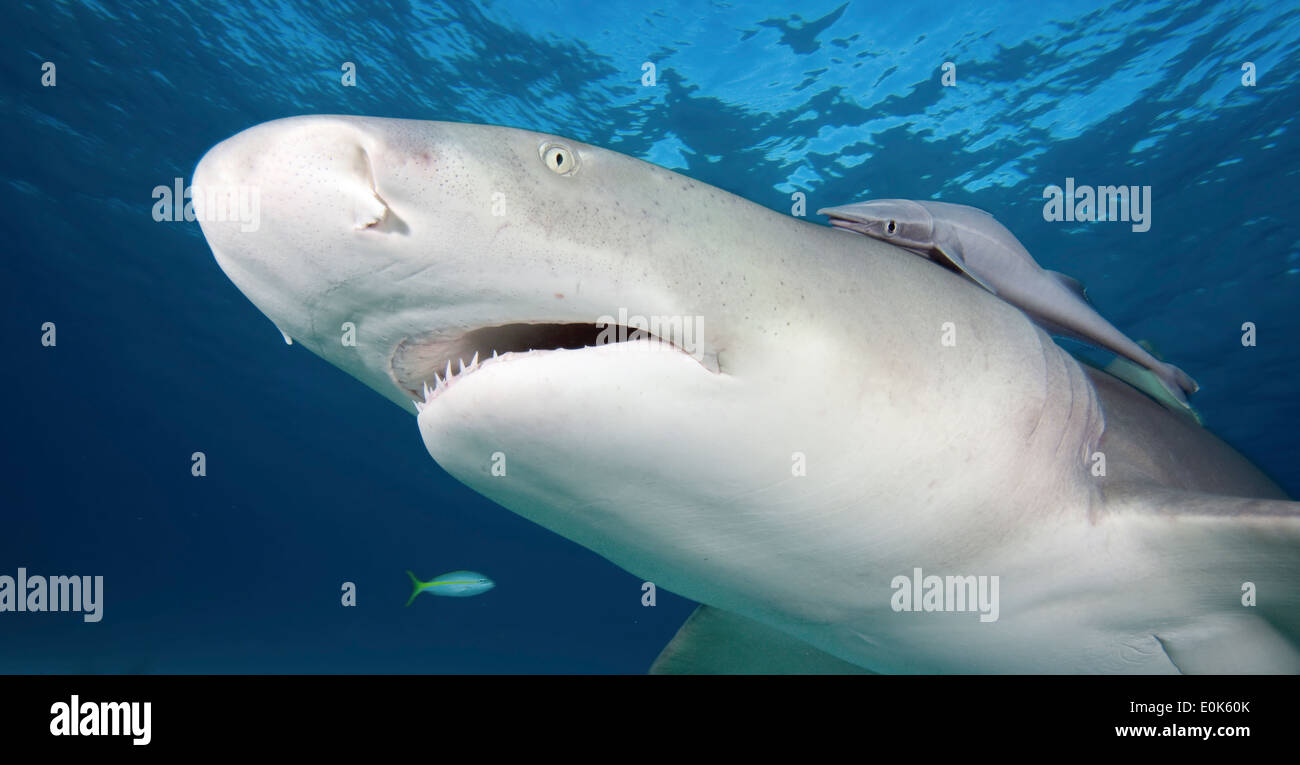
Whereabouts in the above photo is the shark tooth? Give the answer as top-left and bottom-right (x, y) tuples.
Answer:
(471, 351), (479, 369)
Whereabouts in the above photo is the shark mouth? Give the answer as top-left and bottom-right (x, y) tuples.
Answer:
(389, 321), (712, 409)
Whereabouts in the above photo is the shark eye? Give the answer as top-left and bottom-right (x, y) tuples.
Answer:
(540, 142), (579, 176)
(886, 220), (897, 234)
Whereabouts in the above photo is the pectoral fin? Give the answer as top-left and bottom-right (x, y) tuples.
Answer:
(1110, 488), (1300, 673)
(1155, 618), (1300, 674)
(932, 238), (999, 295)
(650, 605), (873, 674)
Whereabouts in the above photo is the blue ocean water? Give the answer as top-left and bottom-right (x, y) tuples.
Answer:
(2, 0), (1297, 673)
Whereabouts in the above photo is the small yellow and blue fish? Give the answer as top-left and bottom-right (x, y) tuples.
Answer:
(405, 570), (495, 605)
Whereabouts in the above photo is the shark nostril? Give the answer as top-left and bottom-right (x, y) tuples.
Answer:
(347, 145), (409, 234)
(355, 190), (390, 230)
(354, 191), (408, 234)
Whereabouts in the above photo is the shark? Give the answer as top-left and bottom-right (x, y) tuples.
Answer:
(193, 115), (1300, 674)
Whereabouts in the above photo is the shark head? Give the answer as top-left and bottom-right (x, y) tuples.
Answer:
(195, 116), (1104, 666)
(193, 116), (746, 404)
(193, 115), (858, 604)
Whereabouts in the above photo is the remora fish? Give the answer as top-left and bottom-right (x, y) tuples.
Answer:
(818, 199), (1199, 408)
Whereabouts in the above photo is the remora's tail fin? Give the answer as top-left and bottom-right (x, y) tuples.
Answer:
(1156, 361), (1199, 407)
(405, 570), (425, 607)
(1137, 338), (1199, 404)
(1168, 362), (1199, 395)
(1099, 341), (1203, 422)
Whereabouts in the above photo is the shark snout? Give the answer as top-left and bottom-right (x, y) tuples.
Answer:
(195, 116), (397, 230)
(193, 116), (435, 363)
(194, 117), (422, 269)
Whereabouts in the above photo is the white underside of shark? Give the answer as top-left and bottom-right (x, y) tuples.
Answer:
(193, 115), (1300, 674)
